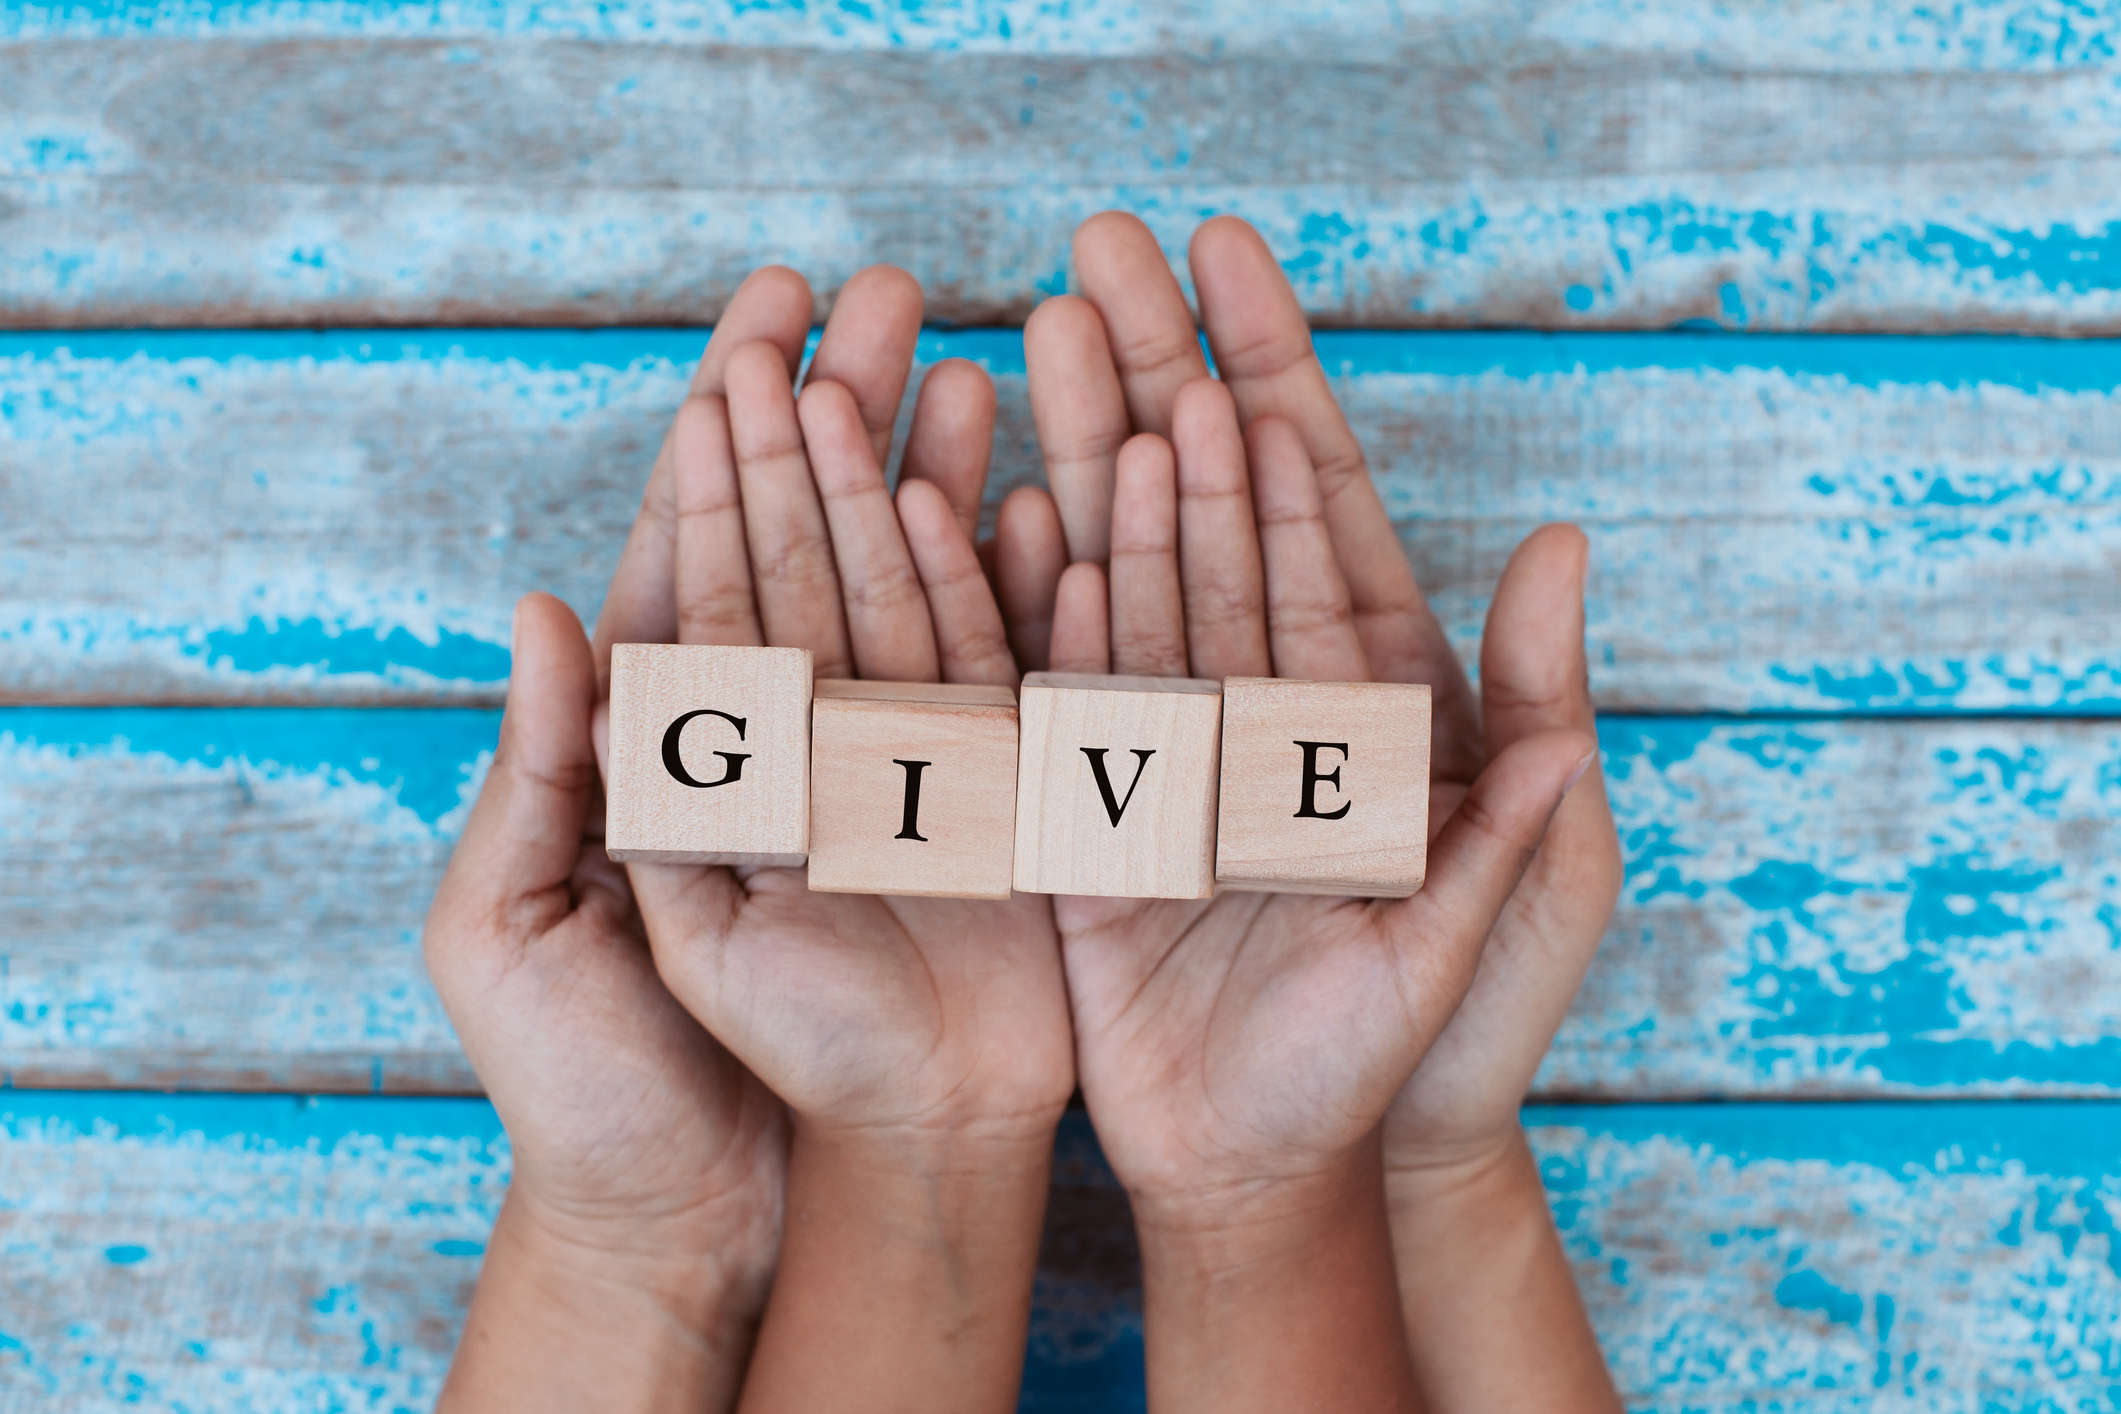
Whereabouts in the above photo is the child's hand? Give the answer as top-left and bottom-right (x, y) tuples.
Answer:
(1034, 212), (1624, 1410)
(425, 592), (785, 1414)
(595, 266), (1074, 1410)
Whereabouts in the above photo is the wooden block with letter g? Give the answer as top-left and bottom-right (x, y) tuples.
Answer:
(605, 643), (812, 866)
(1215, 677), (1431, 897)
(807, 679), (1020, 900)
(1013, 672), (1223, 899)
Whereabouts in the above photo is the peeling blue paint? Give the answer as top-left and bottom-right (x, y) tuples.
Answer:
(0, 1091), (504, 1149)
(1911, 221), (2121, 296)
(10, 327), (2121, 395)
(0, 708), (498, 826)
(197, 617), (511, 686)
(1776, 1268), (1864, 1328)
(102, 1245), (148, 1266)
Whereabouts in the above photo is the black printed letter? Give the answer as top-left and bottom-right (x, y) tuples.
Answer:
(1293, 741), (1351, 820)
(1081, 748), (1156, 826)
(893, 759), (932, 841)
(662, 709), (751, 789)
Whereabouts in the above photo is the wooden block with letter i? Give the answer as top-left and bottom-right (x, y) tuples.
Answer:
(605, 643), (812, 866)
(807, 679), (1020, 899)
(1013, 672), (1223, 900)
(1215, 677), (1431, 897)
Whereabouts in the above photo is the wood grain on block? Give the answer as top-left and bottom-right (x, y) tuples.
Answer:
(807, 679), (1018, 901)
(8, 709), (2119, 1098)
(10, 329), (2120, 713)
(604, 643), (810, 866)
(1013, 673), (1222, 900)
(7, 1093), (2121, 1410)
(10, 3), (2121, 332)
(1214, 678), (1431, 898)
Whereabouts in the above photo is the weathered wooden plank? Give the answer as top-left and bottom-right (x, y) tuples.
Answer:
(3, 1092), (2117, 1410)
(8, 329), (2119, 712)
(5, 709), (2116, 1098)
(5, 2), (2121, 330)
(1545, 719), (2121, 1100)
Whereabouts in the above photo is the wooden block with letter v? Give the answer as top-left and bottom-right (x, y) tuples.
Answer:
(807, 679), (1020, 899)
(605, 643), (812, 866)
(1013, 672), (1223, 899)
(1215, 677), (1431, 897)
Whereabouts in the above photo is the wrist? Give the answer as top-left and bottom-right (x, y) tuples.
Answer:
(1132, 1139), (1418, 1412)
(439, 1190), (767, 1414)
(1385, 1123), (1549, 1241)
(501, 1186), (773, 1361)
(1130, 1147), (1379, 1276)
(731, 1111), (1057, 1412)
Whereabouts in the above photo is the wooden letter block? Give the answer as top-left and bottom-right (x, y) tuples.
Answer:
(806, 679), (1020, 900)
(1214, 677), (1431, 897)
(605, 643), (812, 866)
(1013, 672), (1223, 899)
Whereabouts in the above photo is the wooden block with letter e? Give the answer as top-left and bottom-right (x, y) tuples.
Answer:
(1215, 677), (1432, 897)
(807, 679), (1020, 899)
(605, 643), (812, 866)
(1013, 672), (1223, 900)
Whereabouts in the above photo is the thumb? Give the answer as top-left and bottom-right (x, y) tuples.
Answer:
(427, 593), (600, 959)
(1382, 727), (1598, 1002)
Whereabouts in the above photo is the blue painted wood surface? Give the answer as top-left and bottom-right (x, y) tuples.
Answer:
(8, 2), (2120, 1405)
(8, 329), (2119, 711)
(7, 707), (2116, 1098)
(5, 1), (2121, 330)
(6, 1092), (2121, 1410)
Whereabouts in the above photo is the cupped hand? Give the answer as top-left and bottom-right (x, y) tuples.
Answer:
(425, 591), (786, 1414)
(1027, 214), (1624, 1184)
(1039, 374), (1593, 1206)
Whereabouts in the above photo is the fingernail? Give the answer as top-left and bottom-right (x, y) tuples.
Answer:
(510, 601), (523, 661)
(1563, 750), (1597, 794)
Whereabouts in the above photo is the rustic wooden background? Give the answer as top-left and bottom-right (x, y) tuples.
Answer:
(6, 1), (2121, 1407)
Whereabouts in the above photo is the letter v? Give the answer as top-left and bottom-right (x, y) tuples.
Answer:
(1080, 748), (1157, 826)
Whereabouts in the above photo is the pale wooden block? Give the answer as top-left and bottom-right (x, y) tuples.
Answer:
(806, 679), (1021, 900)
(605, 643), (812, 866)
(1013, 672), (1223, 900)
(1214, 677), (1432, 898)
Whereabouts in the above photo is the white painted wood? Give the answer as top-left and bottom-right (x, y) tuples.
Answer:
(2, 1094), (2115, 1409)
(7, 331), (2117, 712)
(5, 710), (2114, 1098)
(5, 3), (2121, 329)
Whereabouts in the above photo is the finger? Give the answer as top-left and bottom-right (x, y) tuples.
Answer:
(799, 378), (940, 683)
(726, 341), (853, 675)
(671, 395), (763, 648)
(994, 485), (1067, 673)
(808, 264), (925, 469)
(1169, 379), (1269, 679)
(430, 594), (602, 957)
(1074, 211), (1208, 436)
(592, 267), (813, 686)
(1189, 217), (1483, 770)
(1024, 294), (1129, 563)
(900, 359), (997, 543)
(1384, 728), (1598, 999)
(1249, 416), (1370, 683)
(693, 265), (815, 394)
(899, 477), (1018, 688)
(1107, 433), (1188, 678)
(1483, 523), (1623, 956)
(1482, 525), (1597, 748)
(1048, 561), (1112, 675)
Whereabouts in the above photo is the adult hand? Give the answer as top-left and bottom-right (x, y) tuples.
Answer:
(1031, 212), (1624, 1410)
(425, 591), (784, 1414)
